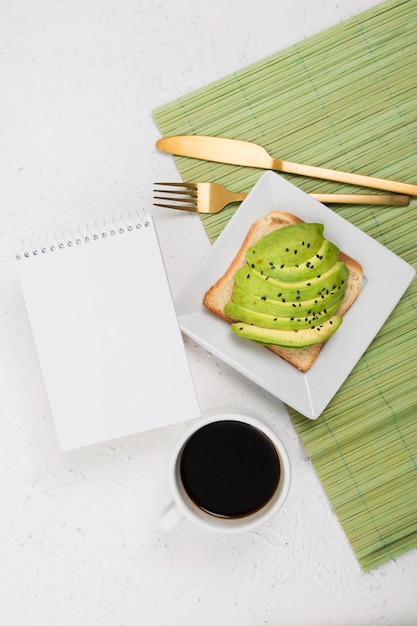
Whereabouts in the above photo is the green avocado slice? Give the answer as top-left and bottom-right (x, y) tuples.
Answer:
(247, 239), (340, 282)
(233, 261), (349, 302)
(230, 282), (346, 318)
(246, 222), (324, 268)
(225, 299), (342, 330)
(230, 316), (343, 347)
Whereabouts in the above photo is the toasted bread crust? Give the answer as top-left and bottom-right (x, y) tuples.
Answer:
(203, 211), (363, 371)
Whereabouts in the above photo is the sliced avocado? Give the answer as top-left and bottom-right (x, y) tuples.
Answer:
(248, 239), (340, 282)
(277, 240), (341, 282)
(230, 282), (346, 318)
(225, 299), (342, 330)
(227, 222), (348, 349)
(230, 316), (343, 347)
(246, 223), (324, 270)
(234, 261), (349, 302)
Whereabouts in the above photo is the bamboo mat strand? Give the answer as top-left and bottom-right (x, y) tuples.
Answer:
(153, 0), (417, 571)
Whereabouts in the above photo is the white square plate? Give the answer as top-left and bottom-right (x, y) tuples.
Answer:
(175, 172), (415, 419)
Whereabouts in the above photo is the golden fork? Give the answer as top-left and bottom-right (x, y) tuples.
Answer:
(153, 182), (410, 214)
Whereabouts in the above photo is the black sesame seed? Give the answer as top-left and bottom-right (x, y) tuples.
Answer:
(294, 250), (297, 255)
(251, 264), (255, 268)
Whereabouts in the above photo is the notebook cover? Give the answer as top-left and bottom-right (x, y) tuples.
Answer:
(16, 215), (200, 450)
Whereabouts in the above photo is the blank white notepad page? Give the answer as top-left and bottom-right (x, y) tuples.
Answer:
(16, 216), (200, 450)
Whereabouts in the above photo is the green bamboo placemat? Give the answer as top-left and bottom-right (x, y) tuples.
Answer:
(152, 0), (417, 571)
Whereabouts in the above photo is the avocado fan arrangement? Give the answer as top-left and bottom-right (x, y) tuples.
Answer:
(225, 222), (347, 348)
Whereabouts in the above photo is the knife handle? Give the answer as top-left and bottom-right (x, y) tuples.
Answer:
(310, 193), (410, 205)
(279, 159), (417, 196)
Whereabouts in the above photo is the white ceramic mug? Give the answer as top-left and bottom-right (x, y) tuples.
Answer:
(160, 411), (291, 533)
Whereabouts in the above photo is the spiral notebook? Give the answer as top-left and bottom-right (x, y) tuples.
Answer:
(15, 213), (200, 450)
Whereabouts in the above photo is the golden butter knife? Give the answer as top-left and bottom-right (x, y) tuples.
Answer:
(156, 135), (417, 197)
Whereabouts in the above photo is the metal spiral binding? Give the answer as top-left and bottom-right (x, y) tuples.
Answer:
(15, 210), (150, 261)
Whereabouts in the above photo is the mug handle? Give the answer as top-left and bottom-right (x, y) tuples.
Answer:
(159, 501), (185, 531)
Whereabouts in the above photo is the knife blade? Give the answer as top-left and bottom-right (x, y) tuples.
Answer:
(156, 135), (417, 196)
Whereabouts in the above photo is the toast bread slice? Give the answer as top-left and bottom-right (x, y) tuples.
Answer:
(203, 211), (363, 371)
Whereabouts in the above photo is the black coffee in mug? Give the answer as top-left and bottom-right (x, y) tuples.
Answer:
(179, 420), (281, 519)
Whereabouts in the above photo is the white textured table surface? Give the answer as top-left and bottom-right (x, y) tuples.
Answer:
(1, 1), (416, 624)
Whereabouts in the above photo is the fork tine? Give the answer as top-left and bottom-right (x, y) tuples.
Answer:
(153, 183), (197, 198)
(153, 201), (198, 211)
(153, 189), (197, 198)
(153, 182), (200, 211)
(154, 182), (197, 195)
(154, 182), (197, 189)
(153, 181), (199, 209)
